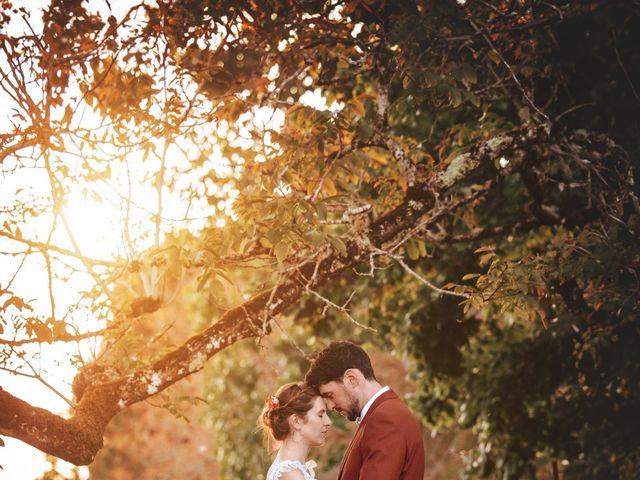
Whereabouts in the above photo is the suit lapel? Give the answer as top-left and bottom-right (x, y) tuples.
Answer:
(337, 390), (399, 479)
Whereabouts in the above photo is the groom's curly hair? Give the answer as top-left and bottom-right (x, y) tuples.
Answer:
(304, 340), (376, 387)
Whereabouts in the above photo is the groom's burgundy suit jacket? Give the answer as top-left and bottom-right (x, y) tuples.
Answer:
(337, 389), (425, 480)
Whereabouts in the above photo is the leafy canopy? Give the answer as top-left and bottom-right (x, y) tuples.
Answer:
(0, 1), (639, 478)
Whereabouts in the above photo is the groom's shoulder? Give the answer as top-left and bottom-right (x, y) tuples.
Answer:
(371, 390), (414, 418)
(368, 391), (423, 443)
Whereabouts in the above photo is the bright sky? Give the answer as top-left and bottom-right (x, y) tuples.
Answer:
(0, 2), (341, 478)
(0, 1), (139, 478)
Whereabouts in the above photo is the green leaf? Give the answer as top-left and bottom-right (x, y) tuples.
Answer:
(418, 240), (428, 258)
(315, 202), (327, 221)
(265, 228), (281, 245)
(212, 268), (234, 285)
(423, 69), (440, 87)
(462, 273), (480, 280)
(209, 277), (226, 295)
(328, 235), (347, 256)
(456, 64), (477, 86)
(407, 240), (420, 260)
(273, 242), (289, 263)
(449, 89), (463, 108)
(196, 271), (209, 292)
(259, 237), (273, 248)
(305, 230), (325, 249)
(466, 91), (481, 108)
(355, 120), (373, 142)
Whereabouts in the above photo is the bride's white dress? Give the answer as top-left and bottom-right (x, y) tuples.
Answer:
(266, 459), (316, 480)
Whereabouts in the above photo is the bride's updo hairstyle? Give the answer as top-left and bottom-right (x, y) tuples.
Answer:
(260, 382), (319, 443)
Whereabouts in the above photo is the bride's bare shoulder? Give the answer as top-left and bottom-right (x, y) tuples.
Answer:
(279, 471), (306, 480)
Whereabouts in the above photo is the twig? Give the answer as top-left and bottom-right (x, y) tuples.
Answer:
(0, 363), (74, 409)
(271, 317), (311, 360)
(0, 231), (119, 267)
(469, 19), (549, 122)
(0, 326), (112, 346)
(154, 136), (170, 248)
(306, 287), (377, 331)
(613, 38), (640, 106)
(376, 248), (470, 299)
(424, 219), (540, 244)
(554, 102), (597, 123)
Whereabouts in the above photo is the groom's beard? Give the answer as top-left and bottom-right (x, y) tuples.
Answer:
(344, 397), (360, 422)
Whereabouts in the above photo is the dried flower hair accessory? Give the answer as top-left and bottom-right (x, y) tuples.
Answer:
(266, 394), (280, 410)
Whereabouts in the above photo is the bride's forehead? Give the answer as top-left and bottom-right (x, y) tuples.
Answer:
(311, 396), (326, 408)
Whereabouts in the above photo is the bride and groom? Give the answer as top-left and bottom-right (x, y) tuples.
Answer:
(260, 341), (425, 480)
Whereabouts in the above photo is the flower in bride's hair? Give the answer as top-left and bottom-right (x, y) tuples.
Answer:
(266, 394), (280, 410)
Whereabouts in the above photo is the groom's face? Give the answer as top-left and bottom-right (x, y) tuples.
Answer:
(318, 381), (360, 422)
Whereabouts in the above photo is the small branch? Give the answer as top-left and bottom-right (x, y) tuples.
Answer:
(376, 79), (389, 130)
(554, 102), (597, 123)
(341, 203), (372, 222)
(306, 287), (376, 331)
(270, 317), (311, 360)
(386, 137), (416, 187)
(469, 19), (549, 122)
(376, 248), (470, 299)
(613, 34), (640, 106)
(0, 136), (40, 165)
(41, 248), (56, 321)
(383, 184), (492, 256)
(0, 326), (112, 346)
(154, 137), (170, 248)
(424, 219), (541, 244)
(58, 207), (116, 301)
(1, 364), (74, 409)
(217, 245), (271, 265)
(308, 140), (348, 202)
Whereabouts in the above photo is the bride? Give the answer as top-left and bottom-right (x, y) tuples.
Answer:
(260, 382), (332, 480)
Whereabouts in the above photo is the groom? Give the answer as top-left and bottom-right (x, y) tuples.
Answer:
(305, 341), (425, 479)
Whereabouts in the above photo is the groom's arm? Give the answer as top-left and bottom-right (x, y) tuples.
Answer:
(359, 413), (408, 479)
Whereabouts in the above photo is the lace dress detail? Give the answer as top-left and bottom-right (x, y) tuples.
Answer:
(266, 459), (316, 480)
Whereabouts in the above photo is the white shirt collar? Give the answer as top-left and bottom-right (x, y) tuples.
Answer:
(356, 385), (390, 425)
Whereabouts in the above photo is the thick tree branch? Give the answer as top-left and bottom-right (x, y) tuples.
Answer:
(0, 122), (591, 466)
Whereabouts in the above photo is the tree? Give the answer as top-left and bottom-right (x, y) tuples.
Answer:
(0, 0), (638, 477)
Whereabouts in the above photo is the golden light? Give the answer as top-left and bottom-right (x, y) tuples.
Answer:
(0, 1), (331, 476)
